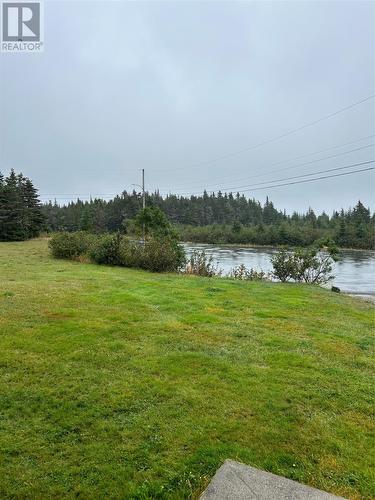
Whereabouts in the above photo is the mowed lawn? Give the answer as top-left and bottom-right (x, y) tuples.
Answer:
(0, 240), (374, 499)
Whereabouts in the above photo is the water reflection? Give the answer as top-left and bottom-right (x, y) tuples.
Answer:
(184, 243), (375, 295)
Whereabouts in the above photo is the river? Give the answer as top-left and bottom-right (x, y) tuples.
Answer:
(184, 243), (375, 297)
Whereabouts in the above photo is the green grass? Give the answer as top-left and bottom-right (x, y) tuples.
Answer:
(0, 239), (374, 499)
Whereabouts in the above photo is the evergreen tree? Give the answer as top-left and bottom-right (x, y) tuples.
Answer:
(80, 205), (93, 231)
(1, 170), (25, 241)
(336, 219), (347, 247)
(20, 177), (45, 238)
(0, 170), (44, 241)
(352, 200), (370, 225)
(0, 172), (6, 237)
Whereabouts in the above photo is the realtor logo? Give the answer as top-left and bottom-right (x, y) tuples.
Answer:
(1, 1), (43, 52)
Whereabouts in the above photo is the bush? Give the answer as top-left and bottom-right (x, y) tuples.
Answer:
(90, 233), (123, 265)
(185, 250), (222, 277)
(135, 206), (178, 240)
(50, 230), (186, 273)
(270, 249), (298, 282)
(229, 264), (269, 281)
(293, 248), (336, 284)
(90, 233), (186, 272)
(49, 232), (94, 259)
(139, 237), (186, 272)
(270, 246), (337, 284)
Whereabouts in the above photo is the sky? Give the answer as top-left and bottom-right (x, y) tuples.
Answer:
(0, 0), (374, 214)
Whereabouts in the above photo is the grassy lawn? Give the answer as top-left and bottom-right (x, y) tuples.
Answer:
(0, 239), (374, 499)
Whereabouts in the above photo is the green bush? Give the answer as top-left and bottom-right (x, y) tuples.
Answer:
(270, 246), (337, 284)
(141, 237), (186, 272)
(50, 231), (186, 273)
(90, 233), (123, 265)
(269, 249), (297, 282)
(49, 232), (94, 259)
(135, 206), (178, 240)
(123, 237), (185, 272)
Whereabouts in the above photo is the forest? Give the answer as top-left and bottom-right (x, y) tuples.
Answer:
(41, 190), (375, 249)
(0, 169), (373, 248)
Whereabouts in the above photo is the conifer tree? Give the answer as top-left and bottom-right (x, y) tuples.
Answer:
(21, 177), (45, 238)
(0, 170), (44, 241)
(1, 170), (24, 240)
(0, 172), (6, 237)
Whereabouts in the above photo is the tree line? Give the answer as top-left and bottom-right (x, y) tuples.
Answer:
(0, 170), (373, 249)
(42, 190), (375, 249)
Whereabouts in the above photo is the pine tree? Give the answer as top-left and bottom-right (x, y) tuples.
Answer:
(1, 170), (25, 241)
(306, 208), (317, 228)
(337, 219), (347, 247)
(80, 206), (93, 231)
(21, 177), (45, 238)
(0, 172), (6, 238)
(352, 200), (370, 225)
(0, 170), (44, 241)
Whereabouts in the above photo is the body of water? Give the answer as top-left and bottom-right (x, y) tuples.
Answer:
(184, 243), (375, 296)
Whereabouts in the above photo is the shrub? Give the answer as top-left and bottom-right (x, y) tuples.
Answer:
(90, 234), (186, 272)
(185, 250), (222, 277)
(119, 240), (140, 268)
(293, 248), (336, 284)
(50, 230), (186, 274)
(270, 249), (298, 282)
(90, 233), (123, 265)
(229, 264), (269, 281)
(49, 232), (94, 259)
(140, 237), (186, 272)
(270, 246), (337, 284)
(134, 206), (178, 240)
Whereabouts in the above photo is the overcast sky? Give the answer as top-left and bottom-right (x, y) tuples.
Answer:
(0, 0), (374, 214)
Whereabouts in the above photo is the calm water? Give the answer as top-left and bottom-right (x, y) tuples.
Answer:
(184, 243), (375, 295)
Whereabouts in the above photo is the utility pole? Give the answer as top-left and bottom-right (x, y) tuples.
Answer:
(142, 168), (145, 210)
(132, 169), (146, 244)
(142, 169), (145, 244)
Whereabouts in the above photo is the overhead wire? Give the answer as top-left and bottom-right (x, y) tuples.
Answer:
(157, 94), (375, 172)
(158, 143), (375, 194)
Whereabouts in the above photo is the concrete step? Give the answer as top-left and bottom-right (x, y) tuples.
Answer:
(200, 460), (345, 500)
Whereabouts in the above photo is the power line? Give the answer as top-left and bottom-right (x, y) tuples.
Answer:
(40, 162), (374, 202)
(231, 167), (375, 194)
(40, 195), (117, 201)
(39, 137), (375, 199)
(159, 94), (375, 172)
(166, 159), (375, 196)
(163, 166), (374, 196)
(157, 133), (375, 190)
(39, 193), (118, 198)
(160, 143), (374, 194)
(224, 160), (375, 191)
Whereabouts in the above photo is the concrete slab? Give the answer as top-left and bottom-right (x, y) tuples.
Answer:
(200, 460), (345, 500)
